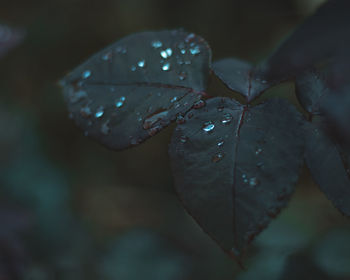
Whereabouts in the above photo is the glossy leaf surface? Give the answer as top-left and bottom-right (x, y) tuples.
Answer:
(169, 97), (304, 255)
(61, 30), (211, 150)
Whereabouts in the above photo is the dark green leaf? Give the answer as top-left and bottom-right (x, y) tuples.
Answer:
(61, 30), (211, 150)
(305, 119), (350, 216)
(295, 70), (330, 115)
(262, 0), (350, 82)
(212, 58), (273, 103)
(169, 97), (304, 257)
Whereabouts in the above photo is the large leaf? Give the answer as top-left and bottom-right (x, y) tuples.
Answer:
(169, 97), (304, 256)
(212, 58), (274, 103)
(262, 0), (350, 82)
(304, 118), (350, 216)
(61, 30), (211, 150)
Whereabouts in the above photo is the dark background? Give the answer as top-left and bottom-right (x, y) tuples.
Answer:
(1, 0), (350, 279)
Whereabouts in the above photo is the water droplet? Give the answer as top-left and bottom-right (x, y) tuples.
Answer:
(137, 60), (146, 68)
(190, 46), (201, 55)
(249, 177), (259, 187)
(95, 106), (104, 118)
(221, 113), (233, 125)
(180, 135), (188, 143)
(176, 115), (185, 124)
(212, 152), (224, 163)
(80, 106), (92, 118)
(255, 148), (263, 155)
(131, 65), (137, 71)
(202, 122), (215, 133)
(160, 48), (172, 59)
(178, 71), (187, 81)
(170, 96), (178, 103)
(143, 110), (168, 129)
(102, 51), (112, 61)
(116, 46), (127, 54)
(261, 80), (267, 84)
(82, 70), (91, 79)
(185, 33), (195, 43)
(193, 100), (206, 109)
(115, 96), (126, 108)
(152, 40), (162, 48)
(242, 174), (247, 179)
(162, 63), (171, 71)
(101, 121), (110, 135)
(217, 140), (224, 147)
(180, 49), (186, 55)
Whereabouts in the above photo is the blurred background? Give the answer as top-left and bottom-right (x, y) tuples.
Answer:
(1, 0), (350, 279)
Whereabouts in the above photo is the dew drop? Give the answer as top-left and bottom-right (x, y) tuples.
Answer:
(95, 106), (104, 118)
(221, 113), (233, 125)
(170, 96), (178, 103)
(190, 46), (201, 55)
(176, 115), (185, 124)
(143, 110), (168, 130)
(151, 40), (162, 48)
(178, 71), (187, 81)
(82, 70), (91, 79)
(242, 174), (247, 179)
(185, 33), (196, 43)
(116, 46), (127, 54)
(212, 152), (224, 163)
(162, 62), (171, 71)
(137, 60), (146, 68)
(193, 100), (206, 109)
(249, 177), (259, 187)
(202, 121), (215, 133)
(261, 80), (268, 84)
(131, 65), (137, 72)
(255, 148), (263, 155)
(180, 135), (188, 143)
(102, 51), (112, 61)
(160, 48), (172, 59)
(217, 140), (224, 147)
(115, 96), (126, 108)
(180, 49), (186, 55)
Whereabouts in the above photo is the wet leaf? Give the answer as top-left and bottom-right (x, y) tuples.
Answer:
(212, 58), (274, 103)
(304, 119), (350, 216)
(169, 97), (304, 257)
(61, 30), (211, 150)
(0, 24), (25, 59)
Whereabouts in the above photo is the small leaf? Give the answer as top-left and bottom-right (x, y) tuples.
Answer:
(305, 118), (350, 216)
(61, 30), (211, 150)
(0, 24), (25, 59)
(169, 97), (304, 257)
(295, 70), (330, 115)
(212, 58), (273, 103)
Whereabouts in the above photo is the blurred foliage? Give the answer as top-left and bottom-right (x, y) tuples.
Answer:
(0, 0), (349, 279)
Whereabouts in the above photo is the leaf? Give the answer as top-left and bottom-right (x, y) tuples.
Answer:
(262, 0), (350, 82)
(304, 118), (350, 216)
(212, 58), (274, 103)
(295, 70), (330, 115)
(0, 24), (25, 59)
(169, 97), (304, 257)
(61, 30), (211, 150)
